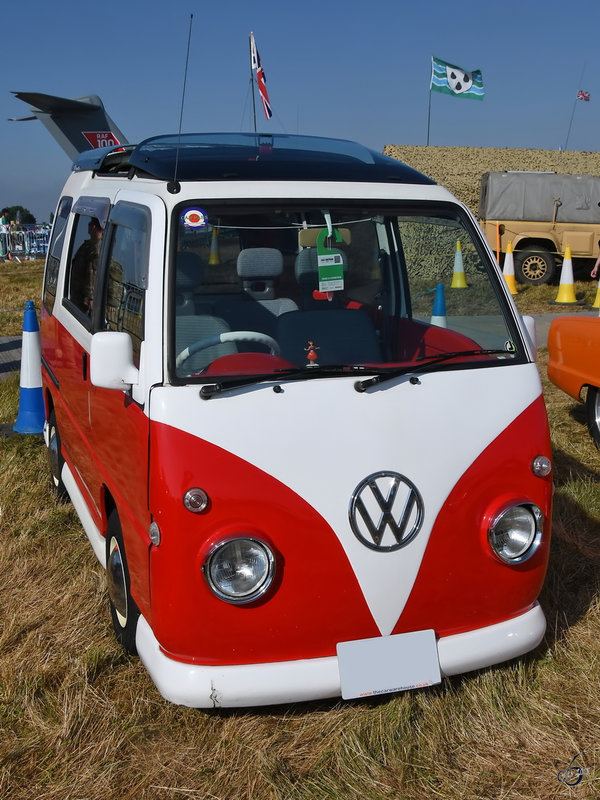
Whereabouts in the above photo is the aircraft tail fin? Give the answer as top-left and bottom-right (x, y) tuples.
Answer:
(10, 91), (128, 160)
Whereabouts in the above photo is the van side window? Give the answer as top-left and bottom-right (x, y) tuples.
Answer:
(66, 214), (104, 317)
(100, 203), (150, 367)
(43, 196), (72, 315)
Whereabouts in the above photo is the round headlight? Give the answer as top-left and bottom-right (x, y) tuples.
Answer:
(488, 504), (543, 563)
(204, 538), (275, 603)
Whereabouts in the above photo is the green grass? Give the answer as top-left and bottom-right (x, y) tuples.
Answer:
(1, 262), (600, 799)
(0, 259), (44, 336)
(512, 280), (599, 315)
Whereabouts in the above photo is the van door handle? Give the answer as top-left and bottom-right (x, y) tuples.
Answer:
(82, 351), (88, 381)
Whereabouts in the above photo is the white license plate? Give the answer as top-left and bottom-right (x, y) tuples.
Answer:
(336, 630), (441, 700)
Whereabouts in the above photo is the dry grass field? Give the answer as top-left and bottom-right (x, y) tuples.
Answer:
(1, 149), (600, 799)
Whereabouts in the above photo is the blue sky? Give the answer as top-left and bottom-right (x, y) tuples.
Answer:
(2, 0), (600, 223)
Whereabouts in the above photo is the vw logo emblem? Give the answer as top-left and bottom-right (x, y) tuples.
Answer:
(349, 472), (424, 552)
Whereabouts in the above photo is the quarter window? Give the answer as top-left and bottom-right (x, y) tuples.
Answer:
(43, 197), (72, 315)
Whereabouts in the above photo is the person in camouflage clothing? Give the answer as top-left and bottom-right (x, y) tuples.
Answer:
(70, 217), (103, 313)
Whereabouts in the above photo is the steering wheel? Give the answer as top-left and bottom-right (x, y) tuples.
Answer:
(176, 330), (280, 369)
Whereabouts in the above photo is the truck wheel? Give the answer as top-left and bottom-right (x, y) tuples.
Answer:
(514, 247), (556, 285)
(47, 410), (68, 500)
(586, 387), (600, 449)
(106, 509), (140, 654)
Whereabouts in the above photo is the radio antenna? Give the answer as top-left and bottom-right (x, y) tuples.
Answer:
(168, 13), (194, 194)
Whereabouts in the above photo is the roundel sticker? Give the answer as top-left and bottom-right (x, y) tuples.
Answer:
(181, 207), (208, 228)
(349, 471), (424, 552)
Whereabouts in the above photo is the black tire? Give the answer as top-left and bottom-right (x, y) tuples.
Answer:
(47, 410), (68, 500)
(514, 247), (556, 285)
(106, 509), (140, 654)
(586, 386), (600, 450)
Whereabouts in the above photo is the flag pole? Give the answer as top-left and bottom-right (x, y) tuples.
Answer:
(426, 91), (432, 146)
(249, 33), (257, 134)
(426, 57), (433, 145)
(563, 98), (578, 150)
(564, 61), (587, 150)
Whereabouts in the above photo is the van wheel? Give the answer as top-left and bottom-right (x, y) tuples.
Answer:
(47, 410), (68, 500)
(514, 247), (556, 285)
(586, 387), (600, 449)
(106, 510), (140, 654)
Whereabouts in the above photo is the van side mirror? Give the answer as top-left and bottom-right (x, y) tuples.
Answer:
(520, 315), (537, 358)
(91, 331), (139, 390)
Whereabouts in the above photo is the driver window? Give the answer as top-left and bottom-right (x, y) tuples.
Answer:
(66, 214), (104, 317)
(99, 206), (149, 368)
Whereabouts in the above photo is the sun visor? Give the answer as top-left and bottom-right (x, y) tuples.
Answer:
(72, 196), (111, 228)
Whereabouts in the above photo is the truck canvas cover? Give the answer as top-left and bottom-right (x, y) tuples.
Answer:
(479, 171), (600, 223)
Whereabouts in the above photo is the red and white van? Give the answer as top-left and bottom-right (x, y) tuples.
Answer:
(41, 133), (552, 707)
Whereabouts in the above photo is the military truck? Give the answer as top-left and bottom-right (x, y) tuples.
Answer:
(479, 171), (600, 284)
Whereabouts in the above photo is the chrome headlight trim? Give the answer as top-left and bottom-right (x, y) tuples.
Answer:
(203, 537), (275, 604)
(488, 502), (544, 564)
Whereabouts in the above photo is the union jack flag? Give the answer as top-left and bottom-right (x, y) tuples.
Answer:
(577, 90), (590, 101)
(250, 33), (273, 120)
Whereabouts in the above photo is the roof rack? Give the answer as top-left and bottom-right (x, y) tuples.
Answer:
(72, 133), (435, 185)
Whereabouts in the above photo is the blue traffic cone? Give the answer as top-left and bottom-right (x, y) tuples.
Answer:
(13, 301), (45, 434)
(430, 283), (447, 327)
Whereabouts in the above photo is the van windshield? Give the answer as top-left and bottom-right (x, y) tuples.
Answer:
(171, 202), (524, 382)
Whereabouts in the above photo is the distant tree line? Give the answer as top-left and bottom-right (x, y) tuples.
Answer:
(1, 205), (36, 225)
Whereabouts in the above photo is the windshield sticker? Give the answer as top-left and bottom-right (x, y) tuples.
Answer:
(316, 228), (344, 292)
(181, 208), (208, 228)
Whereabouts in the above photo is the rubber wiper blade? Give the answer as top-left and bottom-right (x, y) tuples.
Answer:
(354, 349), (510, 393)
(199, 365), (367, 398)
(199, 373), (283, 398)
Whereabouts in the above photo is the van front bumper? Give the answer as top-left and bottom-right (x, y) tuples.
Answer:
(136, 602), (546, 708)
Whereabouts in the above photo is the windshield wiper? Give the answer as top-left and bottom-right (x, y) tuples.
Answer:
(199, 364), (369, 398)
(197, 351), (509, 398)
(354, 349), (511, 393)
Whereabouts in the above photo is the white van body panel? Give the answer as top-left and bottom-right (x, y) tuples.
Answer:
(136, 603), (547, 708)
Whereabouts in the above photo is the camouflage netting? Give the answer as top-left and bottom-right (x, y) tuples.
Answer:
(383, 145), (600, 217)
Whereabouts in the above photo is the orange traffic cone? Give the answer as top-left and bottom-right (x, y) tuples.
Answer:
(553, 245), (578, 304)
(451, 239), (468, 288)
(503, 241), (517, 295)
